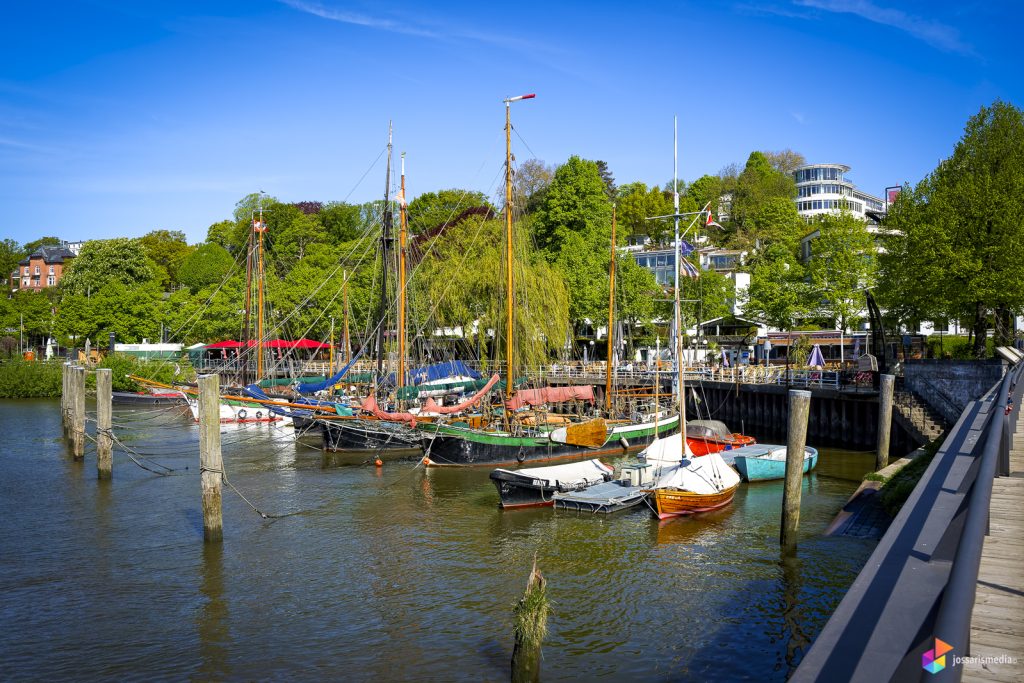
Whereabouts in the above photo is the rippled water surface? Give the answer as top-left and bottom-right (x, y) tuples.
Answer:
(0, 399), (877, 681)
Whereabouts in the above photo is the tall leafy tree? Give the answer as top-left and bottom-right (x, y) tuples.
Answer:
(742, 244), (813, 331)
(616, 183), (676, 243)
(407, 189), (491, 234)
(139, 229), (193, 288)
(60, 238), (155, 296)
(878, 101), (1024, 355)
(532, 156), (612, 257)
(806, 211), (876, 331)
(178, 243), (236, 293)
(22, 236), (62, 254)
(0, 238), (22, 284)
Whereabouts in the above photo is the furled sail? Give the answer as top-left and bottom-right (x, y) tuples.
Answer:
(505, 385), (596, 410)
(295, 346), (366, 394)
(418, 374), (501, 414)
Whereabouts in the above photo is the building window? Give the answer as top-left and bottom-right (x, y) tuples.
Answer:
(48, 265), (54, 275)
(47, 275), (55, 286)
(24, 267), (29, 277)
(34, 266), (40, 275)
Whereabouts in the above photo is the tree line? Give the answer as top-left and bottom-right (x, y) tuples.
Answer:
(2, 99), (1020, 361)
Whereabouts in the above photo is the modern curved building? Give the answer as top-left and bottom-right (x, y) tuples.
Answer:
(793, 163), (884, 221)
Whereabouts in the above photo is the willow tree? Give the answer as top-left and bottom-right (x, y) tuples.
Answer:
(413, 215), (569, 370)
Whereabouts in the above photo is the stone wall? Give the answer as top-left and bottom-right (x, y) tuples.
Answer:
(902, 359), (1007, 424)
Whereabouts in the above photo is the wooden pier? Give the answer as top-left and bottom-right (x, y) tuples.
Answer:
(963, 409), (1024, 682)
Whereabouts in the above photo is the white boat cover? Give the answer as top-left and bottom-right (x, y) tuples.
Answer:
(497, 458), (613, 487)
(640, 434), (740, 493)
(638, 433), (693, 464)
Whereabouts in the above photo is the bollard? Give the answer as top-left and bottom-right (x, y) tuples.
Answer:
(875, 374), (895, 471)
(199, 374), (224, 543)
(96, 368), (113, 479)
(72, 366), (86, 459)
(511, 558), (548, 683)
(61, 364), (68, 437)
(781, 389), (811, 548)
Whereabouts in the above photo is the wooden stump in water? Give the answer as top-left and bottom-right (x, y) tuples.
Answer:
(512, 559), (548, 683)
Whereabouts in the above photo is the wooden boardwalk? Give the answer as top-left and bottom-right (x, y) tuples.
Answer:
(963, 409), (1024, 682)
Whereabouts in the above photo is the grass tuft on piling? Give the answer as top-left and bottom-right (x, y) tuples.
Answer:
(513, 563), (549, 647)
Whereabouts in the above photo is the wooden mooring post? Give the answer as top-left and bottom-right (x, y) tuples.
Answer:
(96, 368), (113, 479)
(781, 389), (811, 548)
(511, 559), (549, 683)
(61, 363), (70, 438)
(875, 374), (895, 471)
(198, 374), (223, 543)
(72, 365), (86, 460)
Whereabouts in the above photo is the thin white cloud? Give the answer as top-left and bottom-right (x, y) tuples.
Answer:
(280, 0), (438, 38)
(793, 0), (974, 55)
(791, 112), (806, 125)
(279, 0), (552, 54)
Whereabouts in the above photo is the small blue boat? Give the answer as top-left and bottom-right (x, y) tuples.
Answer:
(727, 444), (819, 482)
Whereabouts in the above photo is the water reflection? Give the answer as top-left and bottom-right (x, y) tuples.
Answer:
(197, 544), (231, 682)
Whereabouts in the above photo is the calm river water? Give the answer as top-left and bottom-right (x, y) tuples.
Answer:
(0, 399), (877, 682)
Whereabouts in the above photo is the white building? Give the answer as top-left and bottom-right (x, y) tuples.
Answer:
(793, 163), (884, 221)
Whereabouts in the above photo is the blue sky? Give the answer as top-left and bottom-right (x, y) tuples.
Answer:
(1, 0), (1019, 244)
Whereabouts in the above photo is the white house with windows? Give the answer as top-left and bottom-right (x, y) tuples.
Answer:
(793, 163), (884, 221)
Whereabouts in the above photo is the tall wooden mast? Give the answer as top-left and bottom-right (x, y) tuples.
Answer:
(373, 122), (394, 386)
(255, 198), (266, 381)
(673, 117), (686, 430)
(342, 270), (350, 365)
(502, 93), (534, 399)
(605, 204), (617, 412)
(398, 152), (408, 399)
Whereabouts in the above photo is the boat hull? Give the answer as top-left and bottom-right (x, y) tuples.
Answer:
(687, 435), (757, 456)
(489, 470), (559, 509)
(322, 419), (423, 457)
(733, 448), (818, 481)
(649, 483), (739, 520)
(419, 414), (679, 467)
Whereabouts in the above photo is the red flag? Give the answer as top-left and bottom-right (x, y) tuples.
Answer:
(706, 211), (713, 226)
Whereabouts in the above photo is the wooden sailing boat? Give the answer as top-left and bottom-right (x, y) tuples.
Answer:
(418, 95), (678, 467)
(643, 118), (740, 518)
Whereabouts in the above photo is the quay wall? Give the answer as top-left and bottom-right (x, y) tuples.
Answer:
(684, 382), (919, 454)
(902, 359), (1006, 424)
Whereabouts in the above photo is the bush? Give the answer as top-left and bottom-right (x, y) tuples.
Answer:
(96, 353), (196, 392)
(877, 438), (942, 516)
(0, 360), (63, 398)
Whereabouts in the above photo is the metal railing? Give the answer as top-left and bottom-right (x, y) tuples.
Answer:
(791, 361), (1022, 682)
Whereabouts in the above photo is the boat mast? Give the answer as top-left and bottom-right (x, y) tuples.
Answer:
(398, 152), (408, 403)
(673, 116), (687, 431)
(605, 203), (616, 412)
(342, 269), (350, 366)
(242, 207), (255, 386)
(255, 196), (266, 381)
(373, 122), (394, 388)
(502, 94), (534, 400)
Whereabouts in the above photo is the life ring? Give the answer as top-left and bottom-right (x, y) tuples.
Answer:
(517, 449), (526, 463)
(237, 408), (248, 420)
(255, 410), (263, 419)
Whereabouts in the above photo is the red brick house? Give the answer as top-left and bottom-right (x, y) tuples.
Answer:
(12, 245), (76, 292)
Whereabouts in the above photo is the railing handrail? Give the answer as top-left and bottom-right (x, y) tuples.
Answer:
(791, 360), (1023, 682)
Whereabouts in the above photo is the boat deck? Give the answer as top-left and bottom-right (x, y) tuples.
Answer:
(553, 480), (648, 514)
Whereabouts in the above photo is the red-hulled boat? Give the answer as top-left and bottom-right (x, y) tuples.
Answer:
(686, 419), (756, 456)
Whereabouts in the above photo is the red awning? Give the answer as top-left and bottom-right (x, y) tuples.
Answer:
(205, 340), (243, 349)
(205, 339), (331, 349)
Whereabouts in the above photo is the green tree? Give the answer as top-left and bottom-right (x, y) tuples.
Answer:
(515, 158), (554, 213)
(407, 189), (492, 234)
(806, 211), (876, 332)
(274, 212), (328, 267)
(0, 238), (22, 285)
(878, 101), (1024, 356)
(751, 197), (805, 253)
(206, 220), (239, 251)
(60, 238), (155, 296)
(139, 229), (193, 288)
(682, 267), (734, 326)
(725, 151), (797, 248)
(616, 183), (676, 243)
(178, 243), (236, 293)
(320, 202), (365, 243)
(532, 156), (612, 257)
(742, 244), (813, 331)
(87, 281), (164, 343)
(53, 293), (94, 346)
(22, 236), (61, 254)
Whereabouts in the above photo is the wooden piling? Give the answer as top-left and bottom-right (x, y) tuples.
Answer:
(199, 374), (223, 543)
(781, 389), (811, 548)
(60, 363), (68, 437)
(96, 368), (113, 479)
(875, 374), (895, 471)
(511, 559), (548, 683)
(72, 366), (86, 459)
